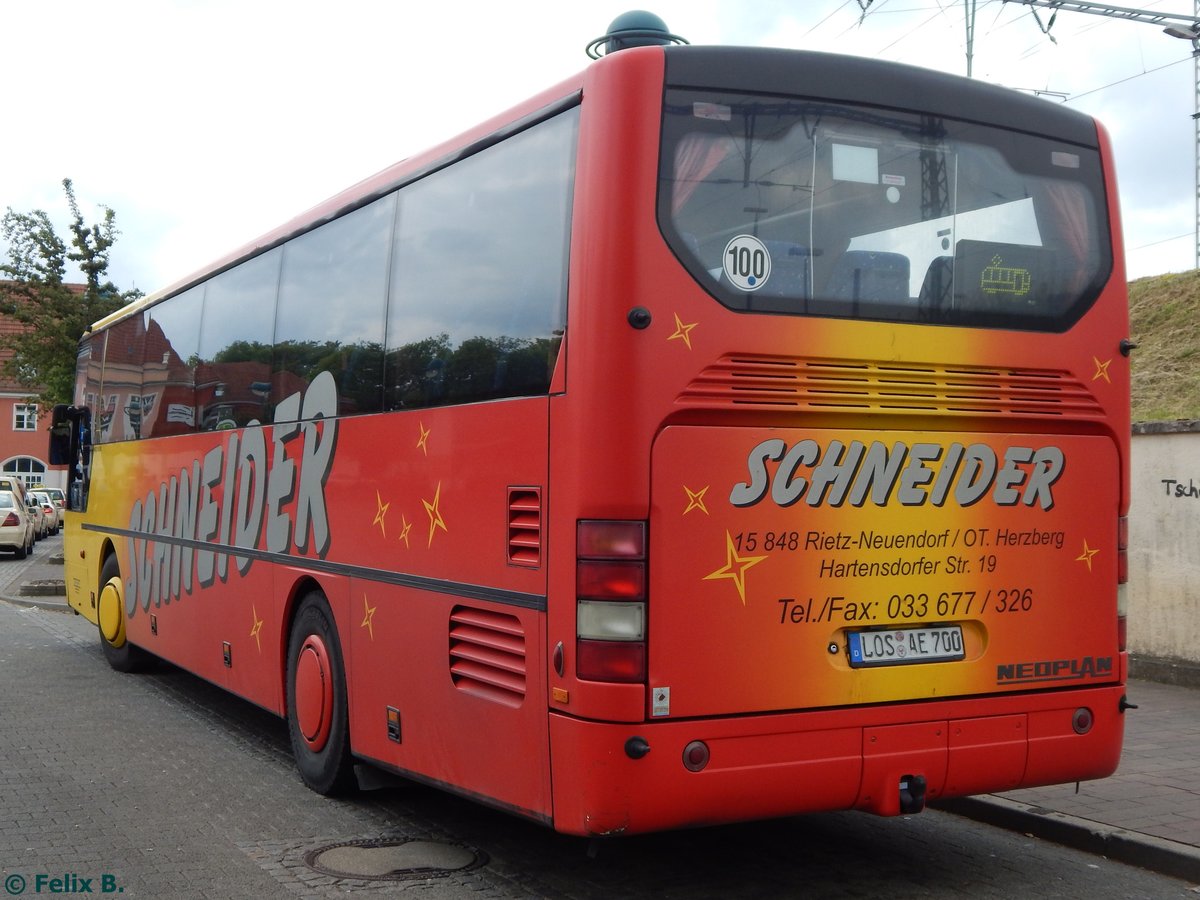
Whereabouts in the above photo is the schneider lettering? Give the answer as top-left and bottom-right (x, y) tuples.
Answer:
(124, 371), (338, 617)
(730, 439), (1064, 510)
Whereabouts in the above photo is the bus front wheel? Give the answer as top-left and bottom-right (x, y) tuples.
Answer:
(97, 554), (148, 673)
(286, 591), (354, 795)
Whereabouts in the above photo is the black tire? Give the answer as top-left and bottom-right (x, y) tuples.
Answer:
(14, 532), (28, 560)
(97, 554), (148, 673)
(286, 591), (355, 795)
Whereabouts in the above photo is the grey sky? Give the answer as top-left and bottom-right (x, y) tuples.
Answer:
(2, 1), (1194, 290)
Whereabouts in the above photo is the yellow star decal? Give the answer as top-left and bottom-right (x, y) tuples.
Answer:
(423, 481), (448, 547)
(399, 514), (412, 549)
(1076, 539), (1100, 572)
(362, 594), (376, 641)
(372, 490), (389, 537)
(683, 484), (710, 515)
(703, 530), (768, 605)
(417, 422), (431, 455)
(1092, 356), (1112, 383)
(668, 312), (698, 350)
(249, 605), (263, 652)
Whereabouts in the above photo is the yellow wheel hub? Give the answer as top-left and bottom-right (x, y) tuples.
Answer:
(98, 576), (126, 648)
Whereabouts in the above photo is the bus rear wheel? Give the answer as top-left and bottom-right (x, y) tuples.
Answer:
(98, 554), (148, 673)
(286, 591), (354, 795)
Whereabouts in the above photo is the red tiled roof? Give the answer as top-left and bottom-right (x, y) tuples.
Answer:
(0, 281), (87, 394)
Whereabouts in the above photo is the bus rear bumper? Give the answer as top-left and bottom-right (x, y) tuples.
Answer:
(548, 683), (1127, 836)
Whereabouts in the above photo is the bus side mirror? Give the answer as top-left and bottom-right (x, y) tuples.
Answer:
(48, 405), (92, 512)
(48, 405), (75, 466)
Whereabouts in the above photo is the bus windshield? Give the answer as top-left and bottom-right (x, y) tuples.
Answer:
(659, 89), (1112, 330)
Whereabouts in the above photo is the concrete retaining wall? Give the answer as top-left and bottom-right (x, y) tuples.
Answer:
(1128, 421), (1200, 683)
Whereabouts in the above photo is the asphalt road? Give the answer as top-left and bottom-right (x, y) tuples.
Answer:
(0, 543), (1195, 898)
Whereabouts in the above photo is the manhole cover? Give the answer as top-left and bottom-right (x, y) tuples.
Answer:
(304, 838), (487, 881)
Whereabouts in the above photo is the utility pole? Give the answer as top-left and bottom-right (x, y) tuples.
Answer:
(965, 0), (978, 76)
(1004, 0), (1200, 268)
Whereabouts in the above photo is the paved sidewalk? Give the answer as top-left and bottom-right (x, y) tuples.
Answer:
(3, 537), (1198, 885)
(937, 677), (1200, 883)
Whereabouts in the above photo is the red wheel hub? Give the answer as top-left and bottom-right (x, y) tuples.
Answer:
(295, 635), (333, 751)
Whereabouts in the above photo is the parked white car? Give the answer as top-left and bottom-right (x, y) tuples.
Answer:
(0, 490), (35, 558)
(24, 495), (46, 540)
(30, 490), (60, 534)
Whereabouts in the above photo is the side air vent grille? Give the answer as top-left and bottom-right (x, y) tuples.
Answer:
(507, 487), (542, 568)
(678, 355), (1105, 419)
(449, 606), (526, 708)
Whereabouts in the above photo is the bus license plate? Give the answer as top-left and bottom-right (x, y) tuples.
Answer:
(847, 626), (965, 668)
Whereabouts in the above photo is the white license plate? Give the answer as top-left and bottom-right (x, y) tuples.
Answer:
(848, 625), (965, 668)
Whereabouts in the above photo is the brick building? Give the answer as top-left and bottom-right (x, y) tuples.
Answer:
(0, 285), (74, 491)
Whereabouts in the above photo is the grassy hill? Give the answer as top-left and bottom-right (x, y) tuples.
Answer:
(1129, 269), (1200, 423)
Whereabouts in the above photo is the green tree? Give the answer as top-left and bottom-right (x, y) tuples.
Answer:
(0, 178), (141, 407)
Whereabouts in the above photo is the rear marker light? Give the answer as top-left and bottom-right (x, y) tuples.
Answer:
(1116, 516), (1129, 585)
(1072, 707), (1094, 735)
(1116, 516), (1128, 652)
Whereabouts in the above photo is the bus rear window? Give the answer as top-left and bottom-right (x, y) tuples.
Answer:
(658, 90), (1112, 331)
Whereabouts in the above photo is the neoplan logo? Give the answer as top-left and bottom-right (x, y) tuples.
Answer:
(996, 655), (1114, 684)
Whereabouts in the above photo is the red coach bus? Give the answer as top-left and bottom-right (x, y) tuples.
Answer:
(51, 15), (1131, 836)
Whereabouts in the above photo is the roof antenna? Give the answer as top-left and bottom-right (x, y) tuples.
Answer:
(586, 10), (689, 59)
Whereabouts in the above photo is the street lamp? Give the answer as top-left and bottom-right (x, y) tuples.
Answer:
(1163, 24), (1200, 43)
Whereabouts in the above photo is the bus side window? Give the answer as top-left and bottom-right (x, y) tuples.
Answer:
(274, 194), (393, 418)
(384, 108), (576, 411)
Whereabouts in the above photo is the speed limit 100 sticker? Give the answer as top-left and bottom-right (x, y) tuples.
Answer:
(723, 234), (771, 291)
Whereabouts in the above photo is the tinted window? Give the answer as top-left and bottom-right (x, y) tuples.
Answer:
(275, 194), (394, 416)
(91, 316), (145, 442)
(142, 285), (204, 438)
(385, 108), (577, 409)
(81, 331), (107, 442)
(659, 90), (1111, 331)
(197, 250), (280, 430)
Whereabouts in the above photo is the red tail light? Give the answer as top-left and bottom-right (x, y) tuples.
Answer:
(576, 520), (647, 683)
(1, 512), (19, 527)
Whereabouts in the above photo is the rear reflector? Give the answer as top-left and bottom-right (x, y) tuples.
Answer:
(682, 740), (710, 772)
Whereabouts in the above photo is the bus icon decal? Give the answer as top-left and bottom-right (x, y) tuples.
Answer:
(981, 255), (1031, 296)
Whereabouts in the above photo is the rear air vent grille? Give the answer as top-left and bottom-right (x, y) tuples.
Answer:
(678, 355), (1105, 419)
